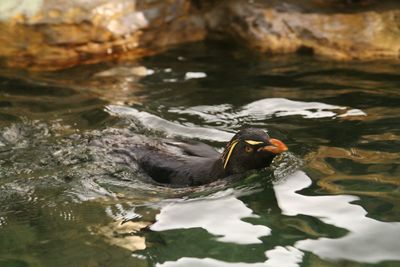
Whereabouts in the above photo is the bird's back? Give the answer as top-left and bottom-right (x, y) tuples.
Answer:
(133, 140), (222, 186)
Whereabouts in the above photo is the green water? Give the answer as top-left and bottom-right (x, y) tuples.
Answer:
(0, 42), (399, 267)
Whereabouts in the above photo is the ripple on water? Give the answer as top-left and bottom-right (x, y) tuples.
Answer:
(1, 47), (399, 267)
(105, 104), (234, 142)
(275, 171), (400, 263)
(166, 98), (365, 128)
(150, 190), (271, 245)
(149, 171), (400, 266)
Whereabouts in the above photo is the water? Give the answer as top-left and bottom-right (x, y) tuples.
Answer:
(0, 42), (399, 267)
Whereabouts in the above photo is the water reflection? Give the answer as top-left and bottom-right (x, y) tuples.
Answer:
(1, 43), (399, 267)
(90, 220), (148, 252)
(308, 145), (400, 204)
(151, 190), (271, 244)
(0, 216), (6, 227)
(106, 96), (366, 142)
(168, 98), (365, 126)
(157, 248), (303, 267)
(275, 171), (400, 263)
(147, 170), (400, 266)
(106, 104), (233, 141)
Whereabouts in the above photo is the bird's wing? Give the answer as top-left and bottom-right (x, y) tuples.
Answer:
(165, 141), (220, 158)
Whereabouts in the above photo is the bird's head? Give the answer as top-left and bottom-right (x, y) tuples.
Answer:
(221, 128), (288, 175)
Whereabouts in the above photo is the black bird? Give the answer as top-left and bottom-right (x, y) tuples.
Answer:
(134, 128), (288, 187)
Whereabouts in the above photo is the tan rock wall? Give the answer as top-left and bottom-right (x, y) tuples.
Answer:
(206, 1), (400, 60)
(0, 0), (399, 70)
(0, 0), (205, 70)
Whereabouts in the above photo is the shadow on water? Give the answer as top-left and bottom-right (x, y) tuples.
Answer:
(0, 42), (400, 267)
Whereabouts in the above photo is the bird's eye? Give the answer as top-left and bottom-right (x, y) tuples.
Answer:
(245, 145), (253, 153)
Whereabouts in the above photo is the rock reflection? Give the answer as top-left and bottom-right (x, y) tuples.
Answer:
(352, 107), (400, 122)
(308, 145), (400, 201)
(361, 132), (400, 142)
(90, 220), (149, 252)
(311, 146), (400, 165)
(94, 66), (154, 78)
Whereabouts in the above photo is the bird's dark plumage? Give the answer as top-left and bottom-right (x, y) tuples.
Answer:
(133, 128), (288, 187)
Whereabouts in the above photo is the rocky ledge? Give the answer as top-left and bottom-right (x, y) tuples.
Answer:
(0, 0), (399, 70)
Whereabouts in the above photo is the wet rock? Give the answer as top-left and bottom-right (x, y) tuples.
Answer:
(0, 0), (399, 70)
(0, 0), (205, 70)
(206, 0), (400, 60)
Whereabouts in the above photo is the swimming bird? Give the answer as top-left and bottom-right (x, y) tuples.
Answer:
(134, 128), (288, 187)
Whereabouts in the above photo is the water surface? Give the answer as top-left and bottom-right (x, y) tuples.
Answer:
(0, 42), (399, 267)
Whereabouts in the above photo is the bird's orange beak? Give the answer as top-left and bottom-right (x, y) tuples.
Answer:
(258, 138), (288, 154)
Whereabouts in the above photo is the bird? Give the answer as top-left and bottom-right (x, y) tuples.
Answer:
(133, 128), (288, 187)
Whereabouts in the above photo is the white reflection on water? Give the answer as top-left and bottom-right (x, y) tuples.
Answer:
(155, 171), (400, 266)
(151, 189), (270, 244)
(274, 171), (400, 263)
(184, 72), (207, 80)
(0, 216), (6, 227)
(106, 97), (365, 142)
(157, 246), (303, 267)
(153, 190), (303, 267)
(106, 105), (233, 142)
(169, 98), (366, 122)
(241, 98), (365, 119)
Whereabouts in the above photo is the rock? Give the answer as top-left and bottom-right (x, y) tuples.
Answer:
(0, 0), (399, 70)
(0, 0), (205, 70)
(206, 0), (400, 60)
